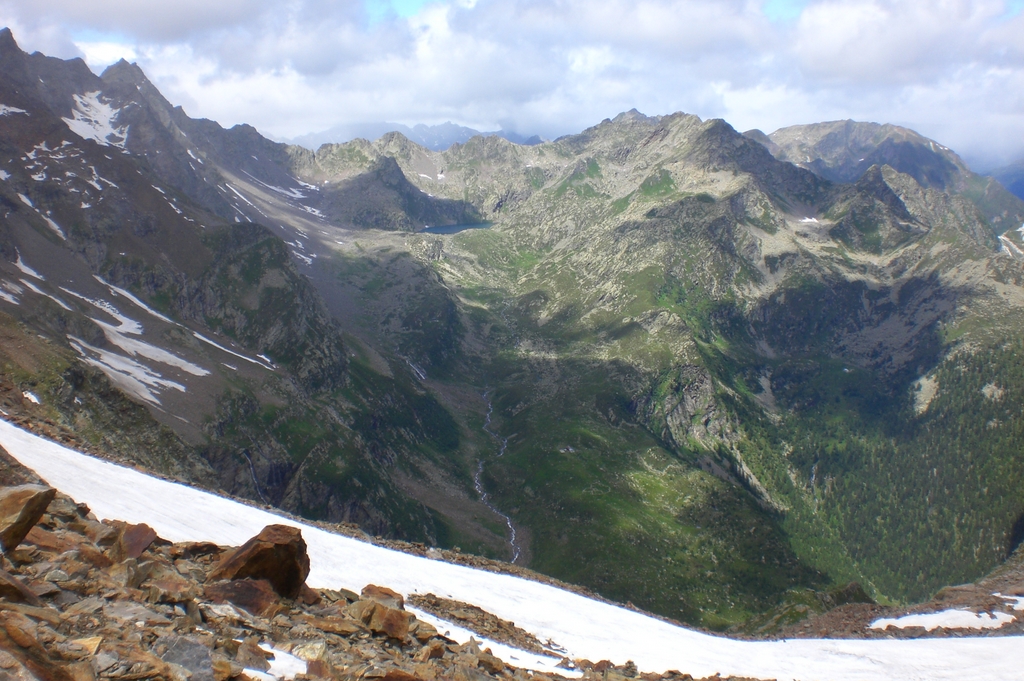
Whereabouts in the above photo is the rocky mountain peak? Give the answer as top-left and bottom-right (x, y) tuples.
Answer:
(611, 108), (660, 125)
(0, 26), (17, 51)
(100, 58), (150, 87)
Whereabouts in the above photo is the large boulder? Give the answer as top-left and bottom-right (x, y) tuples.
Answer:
(0, 484), (56, 552)
(206, 524), (310, 599)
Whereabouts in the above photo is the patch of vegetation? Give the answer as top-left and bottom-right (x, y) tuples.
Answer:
(640, 169), (675, 197)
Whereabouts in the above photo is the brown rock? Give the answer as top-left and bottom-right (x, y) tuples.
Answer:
(347, 598), (378, 622)
(0, 568), (44, 606)
(212, 657), (234, 681)
(66, 661), (97, 681)
(75, 544), (113, 569)
(348, 598), (412, 639)
(171, 541), (223, 560)
(298, 584), (322, 606)
(362, 584), (404, 609)
(382, 670), (425, 681)
(77, 520), (118, 547)
(3, 611), (38, 648)
(70, 637), (102, 656)
(369, 603), (411, 640)
(413, 642), (445, 662)
(0, 614), (76, 681)
(306, 658), (336, 678)
(24, 526), (75, 553)
(205, 578), (281, 618)
(106, 558), (153, 589)
(410, 620), (438, 643)
(0, 485), (56, 552)
(146, 573), (196, 604)
(292, 640), (327, 662)
(300, 615), (364, 636)
(477, 651), (504, 674)
(207, 525), (310, 599)
(118, 523), (158, 560)
(27, 579), (61, 598)
(234, 637), (269, 672)
(0, 602), (62, 626)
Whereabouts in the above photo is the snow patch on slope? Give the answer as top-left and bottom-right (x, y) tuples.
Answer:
(14, 253), (44, 280)
(68, 336), (185, 405)
(869, 609), (1014, 632)
(998, 234), (1024, 259)
(20, 279), (71, 310)
(62, 92), (129, 149)
(16, 193), (66, 239)
(2, 419), (1024, 681)
(60, 288), (209, 377)
(192, 333), (275, 371)
(95, 277), (176, 324)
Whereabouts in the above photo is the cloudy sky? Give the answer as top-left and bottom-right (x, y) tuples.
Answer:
(2, 0), (1022, 169)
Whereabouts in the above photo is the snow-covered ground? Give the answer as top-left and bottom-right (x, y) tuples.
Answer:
(869, 609), (1014, 632)
(1, 418), (1022, 681)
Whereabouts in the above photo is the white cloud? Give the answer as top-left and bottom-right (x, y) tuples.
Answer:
(75, 40), (137, 70)
(1, 0), (1022, 167)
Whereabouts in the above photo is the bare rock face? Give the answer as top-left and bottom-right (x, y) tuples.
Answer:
(0, 484), (56, 552)
(206, 524), (310, 599)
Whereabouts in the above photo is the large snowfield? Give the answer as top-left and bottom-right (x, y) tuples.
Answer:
(1, 418), (1022, 681)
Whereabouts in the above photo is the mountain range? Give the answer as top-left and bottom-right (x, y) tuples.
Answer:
(287, 121), (543, 152)
(4, 26), (1024, 635)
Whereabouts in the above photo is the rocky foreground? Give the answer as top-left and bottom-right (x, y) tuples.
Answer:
(0, 479), (765, 681)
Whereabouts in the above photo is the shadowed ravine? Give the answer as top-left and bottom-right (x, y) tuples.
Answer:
(475, 391), (522, 563)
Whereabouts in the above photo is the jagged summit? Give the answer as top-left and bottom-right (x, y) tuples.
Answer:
(100, 57), (150, 85)
(0, 26), (16, 47)
(611, 108), (662, 124)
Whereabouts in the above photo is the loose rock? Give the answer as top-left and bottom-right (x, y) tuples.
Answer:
(0, 484), (55, 552)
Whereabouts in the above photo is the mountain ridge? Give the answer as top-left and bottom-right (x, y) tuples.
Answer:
(744, 119), (1024, 232)
(287, 120), (543, 153)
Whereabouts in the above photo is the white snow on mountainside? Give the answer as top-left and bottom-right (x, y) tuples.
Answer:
(1, 418), (1021, 681)
(61, 91), (129, 149)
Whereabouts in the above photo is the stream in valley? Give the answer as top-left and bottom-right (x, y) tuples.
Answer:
(474, 391), (522, 563)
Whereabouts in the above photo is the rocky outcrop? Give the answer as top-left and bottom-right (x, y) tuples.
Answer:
(640, 366), (727, 450)
(207, 524), (310, 599)
(0, 479), (773, 681)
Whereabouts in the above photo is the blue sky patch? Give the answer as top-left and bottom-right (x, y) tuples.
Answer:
(365, 0), (434, 24)
(763, 0), (809, 22)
